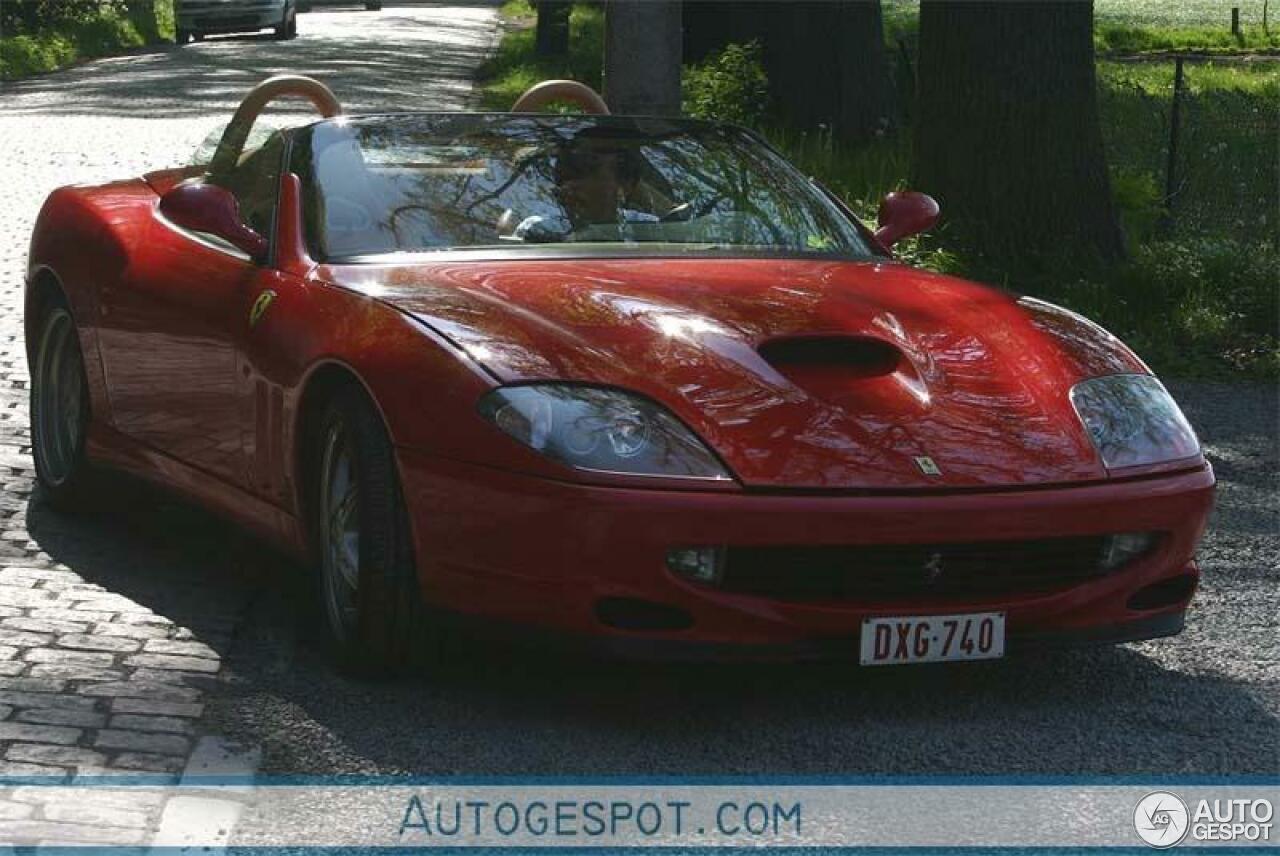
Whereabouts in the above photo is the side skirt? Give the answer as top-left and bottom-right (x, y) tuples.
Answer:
(85, 423), (308, 560)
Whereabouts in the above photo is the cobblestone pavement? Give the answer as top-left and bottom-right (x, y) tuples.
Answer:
(0, 3), (498, 843)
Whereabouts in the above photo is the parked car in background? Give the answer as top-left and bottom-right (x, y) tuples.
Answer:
(175, 0), (298, 43)
(298, 1), (381, 12)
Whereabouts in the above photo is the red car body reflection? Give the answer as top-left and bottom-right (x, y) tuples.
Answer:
(25, 131), (1213, 662)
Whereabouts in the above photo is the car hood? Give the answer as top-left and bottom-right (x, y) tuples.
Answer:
(320, 257), (1147, 489)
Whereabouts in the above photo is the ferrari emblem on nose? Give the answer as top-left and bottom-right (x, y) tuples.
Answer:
(249, 290), (277, 328)
(914, 455), (942, 476)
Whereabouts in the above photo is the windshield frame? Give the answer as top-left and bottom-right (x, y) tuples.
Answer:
(287, 112), (882, 264)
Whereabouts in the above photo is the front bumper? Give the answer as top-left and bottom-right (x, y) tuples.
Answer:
(398, 452), (1214, 656)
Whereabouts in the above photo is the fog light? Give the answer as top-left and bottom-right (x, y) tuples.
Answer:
(1100, 532), (1156, 571)
(666, 546), (724, 585)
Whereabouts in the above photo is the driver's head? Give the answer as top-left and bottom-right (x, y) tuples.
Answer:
(552, 136), (628, 226)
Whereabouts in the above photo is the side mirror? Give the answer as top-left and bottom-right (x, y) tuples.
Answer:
(159, 181), (268, 262)
(874, 191), (940, 249)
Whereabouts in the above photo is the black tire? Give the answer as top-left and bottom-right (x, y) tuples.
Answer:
(175, 28), (191, 44)
(313, 384), (427, 674)
(192, 31), (204, 41)
(30, 299), (98, 510)
(365, 1), (381, 10)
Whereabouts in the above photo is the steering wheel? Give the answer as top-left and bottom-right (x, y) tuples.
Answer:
(511, 80), (610, 115)
(209, 75), (343, 176)
(660, 194), (726, 223)
(388, 203), (437, 236)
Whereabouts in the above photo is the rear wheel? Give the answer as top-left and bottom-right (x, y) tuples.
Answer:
(30, 302), (96, 509)
(314, 385), (427, 673)
(365, 1), (381, 10)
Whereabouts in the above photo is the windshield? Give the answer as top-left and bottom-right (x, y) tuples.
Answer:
(290, 114), (874, 261)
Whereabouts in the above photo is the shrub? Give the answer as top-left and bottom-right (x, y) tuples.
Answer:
(0, 32), (73, 77)
(683, 40), (769, 127)
(1110, 167), (1164, 246)
(0, 1), (169, 79)
(73, 9), (143, 56)
(1040, 238), (1280, 376)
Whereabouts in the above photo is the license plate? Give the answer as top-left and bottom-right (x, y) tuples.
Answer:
(859, 612), (1005, 665)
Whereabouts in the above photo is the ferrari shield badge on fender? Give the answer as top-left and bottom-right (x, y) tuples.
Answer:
(915, 455), (942, 476)
(249, 290), (277, 328)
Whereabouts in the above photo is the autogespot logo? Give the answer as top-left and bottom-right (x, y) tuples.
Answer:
(1135, 791), (1191, 848)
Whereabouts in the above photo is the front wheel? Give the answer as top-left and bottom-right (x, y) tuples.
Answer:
(30, 303), (96, 509)
(274, 9), (296, 39)
(314, 385), (427, 673)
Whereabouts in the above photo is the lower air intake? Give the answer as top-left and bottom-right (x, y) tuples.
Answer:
(722, 535), (1152, 603)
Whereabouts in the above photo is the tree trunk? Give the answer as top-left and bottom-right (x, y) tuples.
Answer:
(835, 1), (894, 139)
(603, 0), (682, 115)
(534, 0), (571, 57)
(912, 1), (1125, 263)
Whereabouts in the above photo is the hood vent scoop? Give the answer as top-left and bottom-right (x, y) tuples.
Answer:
(759, 335), (902, 381)
(758, 335), (910, 406)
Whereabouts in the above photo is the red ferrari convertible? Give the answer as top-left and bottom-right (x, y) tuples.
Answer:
(26, 76), (1213, 669)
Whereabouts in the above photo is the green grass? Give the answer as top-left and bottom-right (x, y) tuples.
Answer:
(1100, 57), (1280, 95)
(0, 1), (174, 80)
(474, 0), (604, 111)
(1028, 239), (1280, 379)
(1095, 23), (1279, 53)
(883, 0), (1280, 53)
(1094, 0), (1271, 30)
(1095, 0), (1278, 52)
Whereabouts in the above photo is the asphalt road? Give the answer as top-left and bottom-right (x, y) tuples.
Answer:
(1, 2), (1276, 790)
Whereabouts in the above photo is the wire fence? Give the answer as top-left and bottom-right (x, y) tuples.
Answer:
(1098, 57), (1278, 243)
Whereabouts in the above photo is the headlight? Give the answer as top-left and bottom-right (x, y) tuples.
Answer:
(1070, 374), (1200, 470)
(478, 385), (733, 481)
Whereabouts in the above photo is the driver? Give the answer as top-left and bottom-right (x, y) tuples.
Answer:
(554, 142), (634, 230)
(499, 134), (667, 242)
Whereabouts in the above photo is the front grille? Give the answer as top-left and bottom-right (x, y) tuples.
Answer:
(180, 1), (280, 10)
(196, 15), (262, 26)
(721, 536), (1125, 603)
